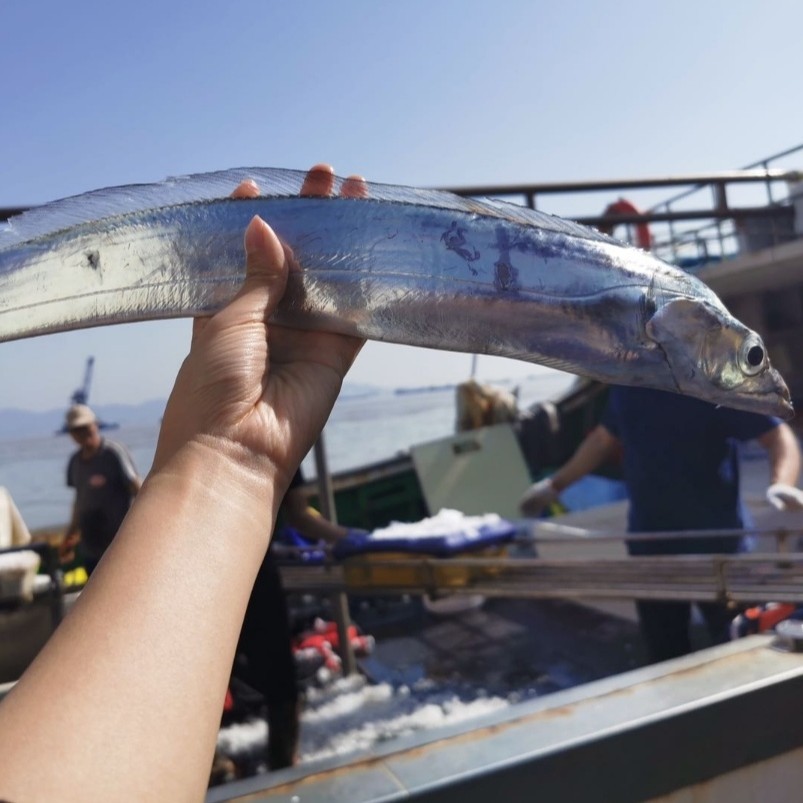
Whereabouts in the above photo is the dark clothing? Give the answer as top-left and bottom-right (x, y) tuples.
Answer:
(599, 386), (781, 660)
(67, 439), (139, 561)
(635, 599), (733, 662)
(236, 553), (298, 707)
(237, 552), (299, 769)
(234, 469), (304, 769)
(601, 386), (780, 553)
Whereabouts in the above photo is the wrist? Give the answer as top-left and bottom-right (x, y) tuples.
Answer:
(546, 476), (564, 495)
(146, 439), (281, 544)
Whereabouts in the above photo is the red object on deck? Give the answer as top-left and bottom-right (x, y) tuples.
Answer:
(292, 619), (374, 672)
(744, 603), (798, 632)
(600, 198), (652, 251)
(730, 602), (799, 639)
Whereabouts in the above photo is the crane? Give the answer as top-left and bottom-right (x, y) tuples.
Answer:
(70, 357), (95, 406)
(59, 357), (118, 433)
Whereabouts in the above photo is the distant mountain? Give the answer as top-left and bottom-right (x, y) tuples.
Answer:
(0, 382), (383, 439)
(0, 399), (169, 439)
(339, 382), (382, 399)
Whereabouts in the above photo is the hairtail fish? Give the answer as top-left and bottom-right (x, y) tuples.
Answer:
(0, 167), (792, 419)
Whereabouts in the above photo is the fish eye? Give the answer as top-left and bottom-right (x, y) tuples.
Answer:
(739, 336), (766, 376)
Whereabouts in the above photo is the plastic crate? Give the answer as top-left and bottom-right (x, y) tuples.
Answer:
(334, 521), (516, 590)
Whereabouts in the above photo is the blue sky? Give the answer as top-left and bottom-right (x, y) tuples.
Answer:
(3, 0), (803, 411)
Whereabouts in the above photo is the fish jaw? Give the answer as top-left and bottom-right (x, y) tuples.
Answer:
(730, 366), (794, 419)
(646, 296), (794, 420)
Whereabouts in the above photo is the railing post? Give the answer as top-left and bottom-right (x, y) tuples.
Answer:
(313, 435), (357, 676)
(713, 181), (729, 213)
(762, 159), (775, 204)
(665, 202), (679, 262)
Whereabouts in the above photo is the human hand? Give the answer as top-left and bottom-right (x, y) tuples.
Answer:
(519, 477), (558, 517)
(766, 483), (803, 511)
(152, 164), (366, 505)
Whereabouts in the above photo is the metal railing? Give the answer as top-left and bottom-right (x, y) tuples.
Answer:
(643, 144), (803, 267)
(277, 525), (803, 605)
(281, 551), (803, 605)
(444, 161), (803, 271)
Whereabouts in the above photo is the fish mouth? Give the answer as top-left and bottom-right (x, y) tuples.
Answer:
(718, 390), (793, 420)
(761, 392), (794, 421)
(709, 368), (794, 420)
(744, 374), (795, 420)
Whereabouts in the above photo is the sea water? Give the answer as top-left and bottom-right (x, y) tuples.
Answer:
(0, 372), (575, 531)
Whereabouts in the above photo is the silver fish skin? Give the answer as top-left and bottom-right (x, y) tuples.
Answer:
(0, 167), (792, 419)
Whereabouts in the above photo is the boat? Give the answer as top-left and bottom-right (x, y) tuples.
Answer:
(209, 631), (803, 803)
(4, 146), (803, 801)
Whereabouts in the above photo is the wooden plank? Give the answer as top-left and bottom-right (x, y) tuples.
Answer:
(280, 552), (803, 605)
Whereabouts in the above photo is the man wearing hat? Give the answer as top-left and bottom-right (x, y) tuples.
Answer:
(62, 404), (142, 574)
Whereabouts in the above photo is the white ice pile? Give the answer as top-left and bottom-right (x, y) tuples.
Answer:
(216, 673), (513, 768)
(370, 509), (504, 540)
(300, 674), (509, 763)
(217, 718), (268, 758)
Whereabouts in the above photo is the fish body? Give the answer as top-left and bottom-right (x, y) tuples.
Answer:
(0, 167), (792, 418)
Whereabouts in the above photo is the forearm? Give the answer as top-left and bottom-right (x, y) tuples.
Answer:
(282, 488), (349, 544)
(760, 423), (801, 486)
(0, 443), (277, 802)
(291, 507), (349, 544)
(551, 425), (617, 493)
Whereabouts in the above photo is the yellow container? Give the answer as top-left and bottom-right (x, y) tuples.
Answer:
(342, 545), (509, 591)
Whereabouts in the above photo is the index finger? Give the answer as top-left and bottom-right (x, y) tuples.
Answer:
(300, 165), (368, 200)
(231, 179), (260, 199)
(341, 175), (368, 199)
(300, 163), (335, 197)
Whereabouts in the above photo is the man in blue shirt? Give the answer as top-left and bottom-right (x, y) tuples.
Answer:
(520, 386), (803, 662)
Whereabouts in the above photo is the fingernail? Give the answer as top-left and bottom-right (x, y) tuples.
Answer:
(244, 215), (267, 255)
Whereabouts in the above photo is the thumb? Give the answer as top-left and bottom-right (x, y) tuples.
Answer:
(243, 215), (290, 289)
(212, 216), (290, 330)
(190, 215), (287, 346)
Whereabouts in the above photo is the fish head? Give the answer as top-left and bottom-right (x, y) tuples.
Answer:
(645, 296), (793, 419)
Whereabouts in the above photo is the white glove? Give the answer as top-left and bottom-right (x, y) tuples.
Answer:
(766, 483), (803, 511)
(519, 478), (559, 516)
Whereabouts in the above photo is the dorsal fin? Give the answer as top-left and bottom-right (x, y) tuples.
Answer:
(1, 166), (620, 249)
